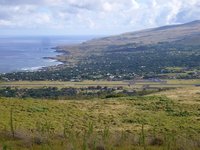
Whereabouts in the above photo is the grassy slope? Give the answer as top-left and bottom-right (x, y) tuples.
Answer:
(0, 87), (200, 149)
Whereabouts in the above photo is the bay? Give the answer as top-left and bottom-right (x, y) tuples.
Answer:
(0, 35), (95, 73)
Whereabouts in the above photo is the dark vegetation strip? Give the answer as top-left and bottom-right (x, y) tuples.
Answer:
(0, 86), (171, 99)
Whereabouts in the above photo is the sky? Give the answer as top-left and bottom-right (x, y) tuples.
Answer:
(0, 0), (200, 36)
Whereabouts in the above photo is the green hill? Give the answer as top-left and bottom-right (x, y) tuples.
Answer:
(0, 87), (200, 149)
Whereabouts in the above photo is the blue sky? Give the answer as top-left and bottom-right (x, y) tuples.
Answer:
(0, 0), (200, 36)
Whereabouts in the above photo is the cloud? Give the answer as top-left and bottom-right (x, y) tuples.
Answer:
(0, 0), (200, 35)
(0, 0), (44, 6)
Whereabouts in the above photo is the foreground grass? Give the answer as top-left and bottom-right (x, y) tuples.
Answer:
(0, 89), (200, 149)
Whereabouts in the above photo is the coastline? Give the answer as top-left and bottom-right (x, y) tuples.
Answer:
(0, 36), (97, 74)
(29, 36), (102, 72)
(0, 49), (66, 74)
(39, 47), (73, 72)
(43, 46), (70, 65)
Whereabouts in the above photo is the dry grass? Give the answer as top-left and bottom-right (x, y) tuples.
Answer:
(0, 88), (200, 149)
(150, 87), (200, 104)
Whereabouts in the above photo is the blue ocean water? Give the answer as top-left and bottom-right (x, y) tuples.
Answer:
(0, 36), (96, 73)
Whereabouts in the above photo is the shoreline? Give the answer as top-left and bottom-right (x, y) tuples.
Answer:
(31, 46), (73, 72)
(0, 36), (97, 74)
(0, 48), (68, 74)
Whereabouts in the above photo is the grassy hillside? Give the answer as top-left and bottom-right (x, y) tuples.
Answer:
(57, 20), (200, 64)
(58, 20), (200, 56)
(0, 87), (200, 149)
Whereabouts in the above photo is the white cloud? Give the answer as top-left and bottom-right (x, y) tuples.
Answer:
(102, 2), (113, 12)
(0, 0), (200, 35)
(0, 20), (12, 26)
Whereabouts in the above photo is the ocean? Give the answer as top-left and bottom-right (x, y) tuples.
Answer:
(0, 36), (96, 73)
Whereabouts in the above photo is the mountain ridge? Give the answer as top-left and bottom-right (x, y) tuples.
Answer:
(85, 20), (200, 46)
(55, 20), (200, 64)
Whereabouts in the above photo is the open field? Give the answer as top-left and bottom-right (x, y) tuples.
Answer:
(0, 79), (199, 89)
(166, 79), (200, 84)
(0, 80), (128, 88)
(0, 87), (200, 149)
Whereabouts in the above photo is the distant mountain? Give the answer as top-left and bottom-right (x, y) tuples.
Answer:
(57, 20), (200, 63)
(84, 20), (200, 46)
(53, 20), (200, 80)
